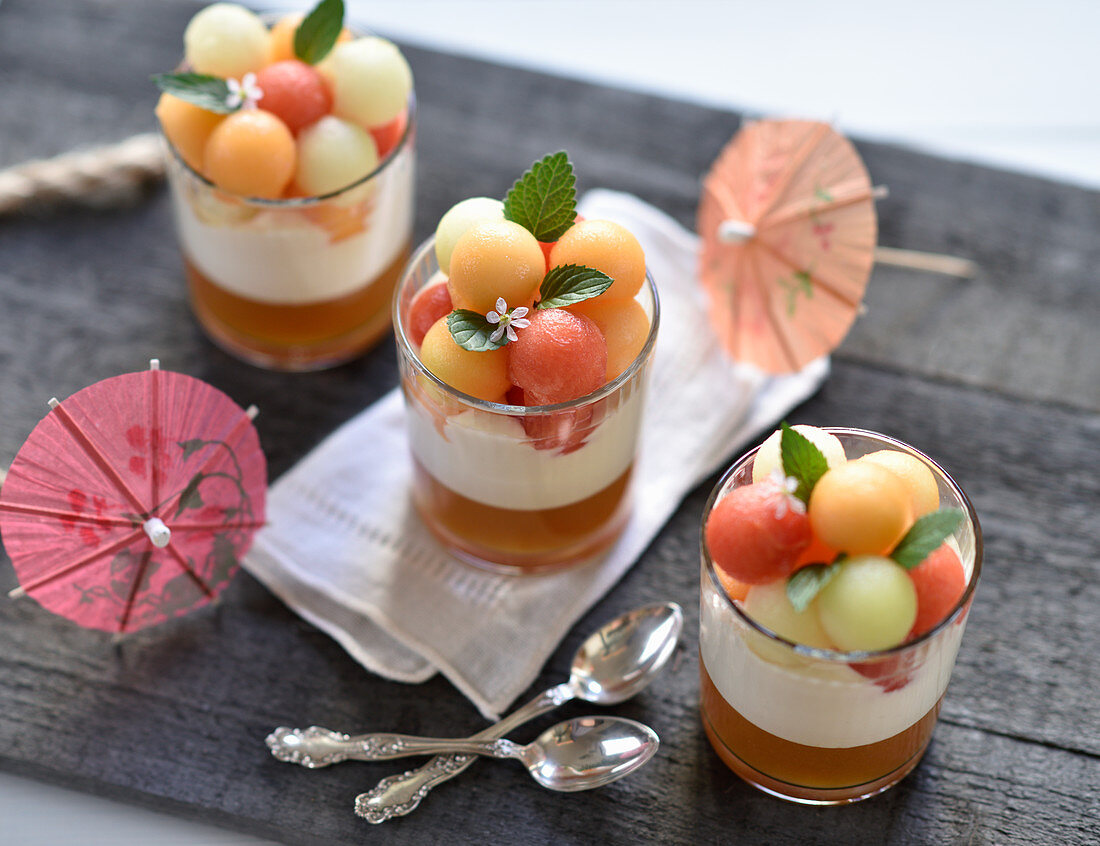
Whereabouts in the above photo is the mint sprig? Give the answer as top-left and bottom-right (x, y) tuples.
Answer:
(447, 309), (508, 352)
(537, 264), (613, 309)
(890, 507), (965, 570)
(786, 558), (843, 613)
(152, 73), (237, 113)
(779, 422), (829, 503)
(503, 151), (577, 241)
(295, 0), (345, 65)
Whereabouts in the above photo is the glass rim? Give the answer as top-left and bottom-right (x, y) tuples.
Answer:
(158, 89), (416, 208)
(700, 426), (984, 663)
(393, 233), (661, 417)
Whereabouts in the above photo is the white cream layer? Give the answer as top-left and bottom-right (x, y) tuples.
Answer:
(700, 537), (972, 749)
(172, 147), (414, 305)
(406, 387), (645, 511)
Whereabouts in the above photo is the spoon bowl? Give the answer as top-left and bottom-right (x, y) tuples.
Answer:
(521, 716), (659, 792)
(569, 602), (684, 705)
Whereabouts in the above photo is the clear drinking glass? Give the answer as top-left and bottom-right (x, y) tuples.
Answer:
(699, 429), (981, 804)
(160, 94), (416, 371)
(393, 236), (659, 574)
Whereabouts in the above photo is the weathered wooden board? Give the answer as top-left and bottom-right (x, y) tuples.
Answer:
(0, 1), (1098, 844)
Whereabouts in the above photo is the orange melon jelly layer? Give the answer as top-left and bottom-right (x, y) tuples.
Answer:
(700, 660), (942, 790)
(185, 242), (409, 350)
(410, 458), (632, 567)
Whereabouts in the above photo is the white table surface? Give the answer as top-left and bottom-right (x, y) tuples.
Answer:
(2, 1), (1096, 844)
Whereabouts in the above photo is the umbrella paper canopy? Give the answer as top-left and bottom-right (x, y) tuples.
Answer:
(0, 361), (266, 633)
(697, 119), (878, 373)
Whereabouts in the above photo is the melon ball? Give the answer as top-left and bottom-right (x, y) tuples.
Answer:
(434, 197), (506, 271)
(184, 3), (269, 79)
(254, 60), (332, 134)
(155, 93), (224, 172)
(809, 461), (914, 555)
(418, 317), (510, 402)
(549, 219), (646, 301)
(268, 12), (353, 64)
(860, 449), (940, 518)
(369, 109), (409, 159)
(571, 296), (651, 381)
(816, 555), (917, 651)
(323, 37), (413, 128)
(407, 281), (453, 347)
(752, 424), (846, 483)
(908, 543), (967, 636)
(447, 220), (544, 315)
(295, 115), (379, 197)
(203, 109), (295, 199)
(744, 579), (834, 650)
(508, 309), (607, 404)
(704, 481), (811, 585)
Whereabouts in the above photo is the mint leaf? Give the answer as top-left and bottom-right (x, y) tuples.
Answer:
(536, 264), (613, 309)
(447, 309), (508, 352)
(294, 0), (345, 65)
(779, 422), (829, 503)
(152, 73), (236, 114)
(891, 507), (965, 570)
(786, 560), (841, 613)
(503, 151), (577, 241)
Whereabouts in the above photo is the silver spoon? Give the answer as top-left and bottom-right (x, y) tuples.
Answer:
(353, 602), (681, 822)
(267, 603), (681, 818)
(334, 715), (657, 795)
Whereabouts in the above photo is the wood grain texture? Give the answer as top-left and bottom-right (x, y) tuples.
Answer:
(1, 0), (1098, 844)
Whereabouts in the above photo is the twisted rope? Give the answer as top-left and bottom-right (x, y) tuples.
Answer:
(0, 133), (166, 215)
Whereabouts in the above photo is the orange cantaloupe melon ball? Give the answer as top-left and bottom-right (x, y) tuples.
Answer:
(203, 109), (296, 199)
(570, 296), (650, 381)
(549, 219), (646, 301)
(447, 221), (544, 315)
(418, 317), (510, 402)
(267, 12), (353, 64)
(809, 462), (914, 555)
(155, 93), (224, 172)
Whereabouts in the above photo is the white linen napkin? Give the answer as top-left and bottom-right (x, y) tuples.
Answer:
(244, 190), (828, 719)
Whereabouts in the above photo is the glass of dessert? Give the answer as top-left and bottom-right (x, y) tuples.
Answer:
(393, 153), (659, 574)
(699, 424), (981, 804)
(154, 1), (415, 370)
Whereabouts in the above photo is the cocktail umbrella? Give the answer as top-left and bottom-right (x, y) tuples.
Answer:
(0, 360), (266, 633)
(697, 118), (880, 374)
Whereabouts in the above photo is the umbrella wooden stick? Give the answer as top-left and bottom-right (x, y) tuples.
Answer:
(874, 246), (978, 278)
(718, 184), (977, 280)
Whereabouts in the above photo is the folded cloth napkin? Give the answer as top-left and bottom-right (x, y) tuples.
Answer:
(244, 189), (828, 719)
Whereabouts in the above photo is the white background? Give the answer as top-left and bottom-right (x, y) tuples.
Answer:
(2, 1), (1097, 844)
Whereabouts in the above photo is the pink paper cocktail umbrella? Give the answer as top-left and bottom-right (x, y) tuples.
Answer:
(0, 360), (266, 633)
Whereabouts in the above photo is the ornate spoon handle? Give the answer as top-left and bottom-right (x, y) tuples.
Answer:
(353, 682), (574, 823)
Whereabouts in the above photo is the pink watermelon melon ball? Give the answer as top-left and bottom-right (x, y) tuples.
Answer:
(908, 543), (968, 636)
(254, 60), (332, 135)
(705, 482), (812, 585)
(507, 308), (607, 404)
(407, 281), (453, 346)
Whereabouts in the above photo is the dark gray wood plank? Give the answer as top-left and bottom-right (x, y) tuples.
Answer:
(0, 0), (1098, 844)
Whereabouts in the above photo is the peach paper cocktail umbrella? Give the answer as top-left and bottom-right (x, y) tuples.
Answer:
(697, 118), (880, 374)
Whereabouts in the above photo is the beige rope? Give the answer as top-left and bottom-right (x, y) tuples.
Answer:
(0, 133), (165, 215)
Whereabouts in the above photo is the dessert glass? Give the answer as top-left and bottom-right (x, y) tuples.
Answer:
(394, 236), (659, 574)
(699, 428), (981, 804)
(160, 93), (416, 371)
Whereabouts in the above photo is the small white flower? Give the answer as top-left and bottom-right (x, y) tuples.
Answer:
(226, 73), (263, 110)
(485, 298), (531, 344)
(769, 468), (806, 518)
